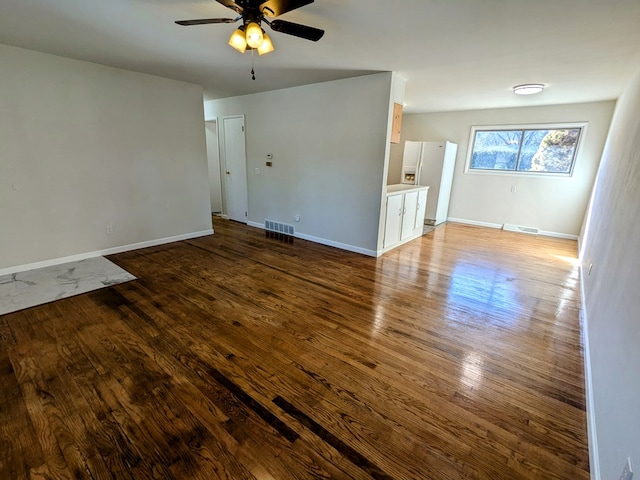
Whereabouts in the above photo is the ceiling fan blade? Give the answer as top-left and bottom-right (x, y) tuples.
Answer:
(215, 0), (244, 14)
(259, 0), (314, 17)
(175, 18), (238, 26)
(269, 19), (324, 41)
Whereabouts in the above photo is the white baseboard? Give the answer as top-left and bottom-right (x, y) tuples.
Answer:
(296, 232), (376, 257)
(447, 217), (503, 229)
(246, 221), (376, 257)
(447, 218), (579, 240)
(0, 229), (214, 277)
(538, 230), (579, 240)
(579, 264), (601, 480)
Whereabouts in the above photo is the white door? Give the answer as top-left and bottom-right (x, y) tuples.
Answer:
(401, 191), (418, 240)
(221, 115), (248, 223)
(434, 141), (458, 225)
(402, 141), (422, 168)
(383, 194), (403, 248)
(419, 142), (457, 225)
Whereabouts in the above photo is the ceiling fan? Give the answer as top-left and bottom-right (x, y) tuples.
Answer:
(175, 0), (325, 56)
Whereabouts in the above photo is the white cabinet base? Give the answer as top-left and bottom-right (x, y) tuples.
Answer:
(382, 185), (429, 253)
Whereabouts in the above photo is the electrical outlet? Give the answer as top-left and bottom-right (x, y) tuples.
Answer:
(106, 225), (114, 235)
(294, 214), (300, 222)
(620, 457), (633, 480)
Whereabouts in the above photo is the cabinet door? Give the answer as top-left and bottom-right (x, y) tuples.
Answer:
(401, 191), (418, 240)
(414, 189), (428, 235)
(384, 194), (403, 248)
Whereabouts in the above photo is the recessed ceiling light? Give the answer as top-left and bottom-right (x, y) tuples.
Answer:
(513, 84), (545, 95)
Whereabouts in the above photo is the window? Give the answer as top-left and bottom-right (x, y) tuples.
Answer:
(466, 123), (586, 175)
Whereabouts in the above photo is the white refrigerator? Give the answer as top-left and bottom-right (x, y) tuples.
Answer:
(401, 140), (458, 225)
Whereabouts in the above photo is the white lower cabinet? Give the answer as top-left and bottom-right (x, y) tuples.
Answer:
(383, 193), (403, 248)
(401, 191), (419, 241)
(414, 188), (428, 235)
(383, 186), (429, 251)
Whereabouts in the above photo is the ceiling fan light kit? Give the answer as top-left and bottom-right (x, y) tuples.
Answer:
(228, 26), (248, 53)
(245, 21), (264, 48)
(177, 0), (324, 63)
(228, 26), (274, 56)
(257, 33), (275, 55)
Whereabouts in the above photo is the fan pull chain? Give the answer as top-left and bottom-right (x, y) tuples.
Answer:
(251, 49), (256, 80)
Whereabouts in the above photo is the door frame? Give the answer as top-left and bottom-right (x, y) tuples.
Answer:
(205, 119), (223, 214)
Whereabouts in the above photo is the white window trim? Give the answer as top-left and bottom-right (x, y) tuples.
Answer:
(464, 122), (589, 178)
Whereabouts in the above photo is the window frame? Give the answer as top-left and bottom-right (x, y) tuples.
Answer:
(464, 122), (588, 177)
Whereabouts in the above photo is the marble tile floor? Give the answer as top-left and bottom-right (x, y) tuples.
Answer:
(0, 256), (136, 316)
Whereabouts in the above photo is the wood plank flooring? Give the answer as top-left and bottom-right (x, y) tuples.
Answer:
(0, 219), (589, 479)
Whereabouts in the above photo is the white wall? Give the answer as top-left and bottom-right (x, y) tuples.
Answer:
(391, 102), (614, 236)
(0, 44), (212, 271)
(204, 73), (393, 254)
(580, 67), (640, 480)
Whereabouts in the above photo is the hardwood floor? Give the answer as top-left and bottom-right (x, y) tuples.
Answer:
(0, 219), (589, 479)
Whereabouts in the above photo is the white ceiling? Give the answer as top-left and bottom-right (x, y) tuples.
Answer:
(2, 0), (640, 113)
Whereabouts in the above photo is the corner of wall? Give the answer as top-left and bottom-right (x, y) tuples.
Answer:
(376, 73), (408, 252)
(579, 264), (601, 480)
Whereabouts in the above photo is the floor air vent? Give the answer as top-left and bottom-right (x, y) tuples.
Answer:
(503, 224), (539, 235)
(265, 219), (295, 243)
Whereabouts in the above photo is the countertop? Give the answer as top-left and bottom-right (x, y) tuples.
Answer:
(386, 183), (429, 194)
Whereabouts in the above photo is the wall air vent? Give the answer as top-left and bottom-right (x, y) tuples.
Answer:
(503, 224), (540, 235)
(265, 219), (295, 243)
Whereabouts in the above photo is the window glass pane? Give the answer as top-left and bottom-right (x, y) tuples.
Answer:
(517, 130), (549, 171)
(521, 128), (580, 173)
(471, 130), (522, 170)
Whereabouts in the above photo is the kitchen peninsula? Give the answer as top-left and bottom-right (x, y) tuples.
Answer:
(382, 184), (429, 251)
